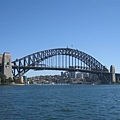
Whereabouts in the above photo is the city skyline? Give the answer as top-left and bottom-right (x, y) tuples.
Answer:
(0, 0), (120, 76)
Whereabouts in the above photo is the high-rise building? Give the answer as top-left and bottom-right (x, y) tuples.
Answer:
(70, 72), (76, 78)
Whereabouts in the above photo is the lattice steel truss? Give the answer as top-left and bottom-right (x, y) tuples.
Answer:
(12, 48), (108, 78)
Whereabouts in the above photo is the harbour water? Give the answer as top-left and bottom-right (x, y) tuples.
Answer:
(0, 84), (120, 120)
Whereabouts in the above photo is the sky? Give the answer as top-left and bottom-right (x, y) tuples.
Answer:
(0, 0), (120, 77)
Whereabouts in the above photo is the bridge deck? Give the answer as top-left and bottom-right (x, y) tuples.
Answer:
(12, 65), (109, 74)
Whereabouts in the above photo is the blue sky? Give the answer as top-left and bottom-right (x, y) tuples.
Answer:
(0, 0), (120, 76)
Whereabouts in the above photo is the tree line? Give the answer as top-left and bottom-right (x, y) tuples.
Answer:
(0, 72), (13, 84)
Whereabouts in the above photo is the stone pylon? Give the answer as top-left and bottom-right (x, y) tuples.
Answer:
(2, 52), (13, 79)
(0, 54), (2, 72)
(110, 65), (116, 83)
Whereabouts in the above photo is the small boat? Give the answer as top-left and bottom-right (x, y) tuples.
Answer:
(92, 83), (95, 85)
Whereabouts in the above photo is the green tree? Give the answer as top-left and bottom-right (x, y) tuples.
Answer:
(6, 77), (13, 84)
(14, 77), (21, 84)
(0, 72), (6, 84)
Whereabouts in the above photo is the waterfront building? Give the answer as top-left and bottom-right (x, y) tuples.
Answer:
(69, 72), (76, 78)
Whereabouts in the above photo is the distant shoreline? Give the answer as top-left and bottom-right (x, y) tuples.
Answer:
(0, 83), (25, 86)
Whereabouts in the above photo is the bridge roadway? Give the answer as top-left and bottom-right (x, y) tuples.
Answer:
(12, 65), (109, 74)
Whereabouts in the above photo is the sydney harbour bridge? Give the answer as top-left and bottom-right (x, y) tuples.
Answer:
(0, 47), (119, 84)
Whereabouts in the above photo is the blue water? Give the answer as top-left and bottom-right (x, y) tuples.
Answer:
(0, 84), (120, 120)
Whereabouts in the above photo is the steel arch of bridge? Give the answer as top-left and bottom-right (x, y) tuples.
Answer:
(12, 48), (108, 77)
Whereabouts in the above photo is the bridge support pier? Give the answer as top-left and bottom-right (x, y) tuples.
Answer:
(110, 65), (116, 83)
(116, 76), (120, 82)
(0, 54), (2, 72)
(1, 52), (13, 79)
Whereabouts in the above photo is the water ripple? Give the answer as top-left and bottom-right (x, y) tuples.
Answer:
(1, 85), (120, 120)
